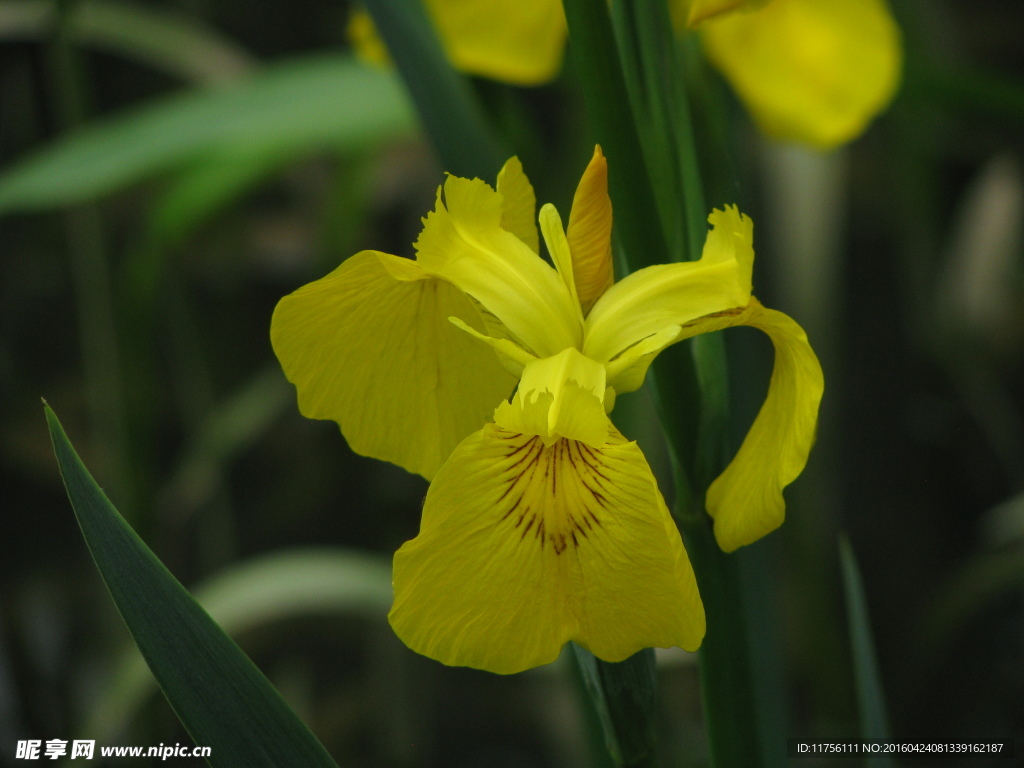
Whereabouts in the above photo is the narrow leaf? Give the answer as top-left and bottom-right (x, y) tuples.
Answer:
(361, 0), (506, 179)
(839, 534), (894, 767)
(44, 403), (339, 768)
(0, 54), (413, 213)
(561, 0), (669, 272)
(83, 548), (392, 744)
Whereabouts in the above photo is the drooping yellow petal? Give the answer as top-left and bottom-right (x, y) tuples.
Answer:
(566, 146), (615, 315)
(497, 156), (540, 254)
(348, 0), (567, 86)
(700, 0), (902, 148)
(389, 423), (705, 674)
(270, 251), (516, 480)
(415, 174), (583, 356)
(494, 347), (608, 448)
(584, 206), (753, 371)
(674, 298), (824, 551)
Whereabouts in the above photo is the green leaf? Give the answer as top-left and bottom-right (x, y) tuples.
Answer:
(561, 0), (669, 273)
(838, 534), (894, 766)
(145, 146), (298, 252)
(0, 54), (413, 213)
(678, 518), (762, 768)
(83, 548), (393, 744)
(361, 0), (506, 179)
(44, 403), (339, 768)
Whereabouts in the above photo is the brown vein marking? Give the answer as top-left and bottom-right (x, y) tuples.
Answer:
(497, 438), (541, 505)
(497, 434), (610, 556)
(571, 442), (610, 524)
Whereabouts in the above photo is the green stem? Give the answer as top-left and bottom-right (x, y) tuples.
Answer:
(562, 0), (670, 272)
(573, 646), (660, 768)
(678, 517), (762, 768)
(563, 1), (763, 766)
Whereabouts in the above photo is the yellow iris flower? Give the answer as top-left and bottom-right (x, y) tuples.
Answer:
(271, 148), (823, 673)
(350, 0), (901, 148)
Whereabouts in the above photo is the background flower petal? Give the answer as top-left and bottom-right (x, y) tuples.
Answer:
(349, 0), (566, 86)
(700, 0), (902, 148)
(271, 250), (516, 480)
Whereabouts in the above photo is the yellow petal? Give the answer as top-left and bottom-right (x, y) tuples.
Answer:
(700, 0), (902, 148)
(271, 251), (516, 480)
(348, 0), (566, 86)
(566, 146), (615, 315)
(415, 174), (583, 356)
(539, 202), (583, 320)
(675, 299), (824, 551)
(493, 347), (608, 448)
(389, 424), (705, 674)
(604, 324), (683, 395)
(431, 0), (566, 85)
(584, 206), (753, 370)
(448, 316), (537, 378)
(497, 156), (540, 254)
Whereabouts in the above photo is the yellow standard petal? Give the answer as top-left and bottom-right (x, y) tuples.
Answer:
(389, 423), (705, 674)
(539, 203), (584, 324)
(566, 146), (615, 315)
(675, 298), (824, 551)
(497, 156), (540, 254)
(348, 0), (567, 87)
(584, 206), (753, 383)
(415, 174), (583, 356)
(271, 251), (516, 480)
(700, 0), (902, 148)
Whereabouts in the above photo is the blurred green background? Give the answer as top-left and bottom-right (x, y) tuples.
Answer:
(1, 0), (1023, 765)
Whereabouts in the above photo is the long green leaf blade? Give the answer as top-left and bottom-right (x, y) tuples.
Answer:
(83, 548), (393, 744)
(839, 534), (895, 768)
(0, 54), (413, 213)
(361, 0), (506, 179)
(44, 403), (339, 768)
